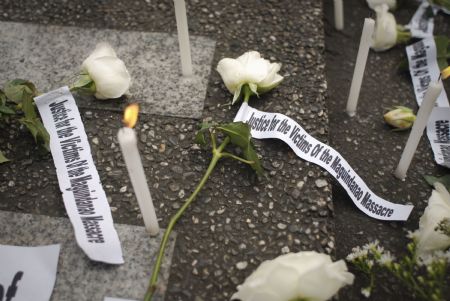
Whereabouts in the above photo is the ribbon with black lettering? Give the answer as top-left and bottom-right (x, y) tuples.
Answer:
(35, 87), (124, 264)
(406, 1), (436, 38)
(406, 37), (448, 107)
(427, 107), (450, 168)
(406, 37), (450, 168)
(234, 103), (414, 221)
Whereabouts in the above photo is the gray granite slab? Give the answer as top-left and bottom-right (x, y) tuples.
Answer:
(0, 210), (176, 301)
(0, 21), (215, 118)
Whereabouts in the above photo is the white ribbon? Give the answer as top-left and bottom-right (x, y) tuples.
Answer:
(35, 87), (124, 264)
(234, 103), (414, 221)
(406, 38), (450, 168)
(406, 1), (436, 38)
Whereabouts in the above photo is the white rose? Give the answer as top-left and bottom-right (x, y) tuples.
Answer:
(231, 251), (354, 301)
(367, 0), (396, 10)
(371, 4), (398, 51)
(82, 42), (131, 99)
(414, 182), (450, 256)
(217, 51), (283, 104)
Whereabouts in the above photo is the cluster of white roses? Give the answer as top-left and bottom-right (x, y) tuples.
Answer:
(366, 0), (411, 51)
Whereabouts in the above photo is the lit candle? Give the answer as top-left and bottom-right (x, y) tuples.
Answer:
(173, 0), (193, 77)
(334, 0), (344, 30)
(346, 18), (375, 116)
(118, 104), (160, 235)
(394, 81), (443, 180)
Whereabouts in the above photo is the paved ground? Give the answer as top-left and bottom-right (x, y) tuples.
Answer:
(0, 1), (332, 301)
(324, 1), (450, 299)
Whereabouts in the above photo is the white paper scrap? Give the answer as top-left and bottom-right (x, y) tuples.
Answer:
(0, 244), (60, 301)
(234, 103), (414, 221)
(406, 37), (449, 107)
(406, 1), (435, 38)
(34, 87), (124, 264)
(406, 38), (450, 169)
(427, 107), (450, 168)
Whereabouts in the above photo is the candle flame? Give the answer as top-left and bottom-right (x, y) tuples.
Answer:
(123, 103), (139, 128)
(441, 66), (450, 80)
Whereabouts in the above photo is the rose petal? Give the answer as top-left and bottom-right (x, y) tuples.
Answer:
(217, 58), (245, 94)
(371, 4), (398, 51)
(85, 56), (131, 99)
(82, 42), (118, 70)
(232, 252), (353, 301)
(416, 182), (450, 256)
(241, 56), (271, 84)
(367, 0), (396, 10)
(236, 51), (261, 65)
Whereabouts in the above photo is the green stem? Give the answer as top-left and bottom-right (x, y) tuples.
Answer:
(369, 271), (375, 291)
(143, 136), (230, 301)
(396, 29), (411, 45)
(210, 130), (217, 150)
(243, 85), (252, 103)
(221, 152), (254, 165)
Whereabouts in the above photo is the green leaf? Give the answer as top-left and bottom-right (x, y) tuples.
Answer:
(70, 73), (96, 94)
(232, 84), (243, 104)
(430, 0), (450, 10)
(0, 90), (7, 106)
(243, 141), (263, 175)
(195, 122), (213, 146)
(4, 79), (38, 104)
(424, 174), (450, 191)
(0, 105), (15, 115)
(248, 82), (258, 97)
(21, 94), (37, 120)
(73, 74), (92, 88)
(217, 122), (263, 175)
(0, 151), (9, 164)
(216, 122), (251, 150)
(435, 35), (449, 71)
(20, 117), (50, 151)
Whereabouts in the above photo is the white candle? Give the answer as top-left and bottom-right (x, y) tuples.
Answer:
(394, 81), (443, 180)
(346, 18), (375, 116)
(334, 0), (344, 30)
(173, 0), (193, 77)
(118, 106), (160, 236)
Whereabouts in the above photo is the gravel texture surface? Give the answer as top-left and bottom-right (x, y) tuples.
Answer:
(0, 1), (332, 300)
(324, 0), (450, 299)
